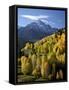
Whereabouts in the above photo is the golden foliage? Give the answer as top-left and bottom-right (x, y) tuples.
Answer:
(18, 29), (65, 80)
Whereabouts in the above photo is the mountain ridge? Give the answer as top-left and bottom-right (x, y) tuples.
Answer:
(18, 20), (60, 51)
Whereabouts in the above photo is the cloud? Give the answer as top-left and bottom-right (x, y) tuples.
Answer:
(49, 21), (55, 25)
(41, 19), (49, 24)
(20, 15), (49, 20)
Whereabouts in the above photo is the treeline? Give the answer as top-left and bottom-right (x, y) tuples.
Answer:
(18, 29), (65, 80)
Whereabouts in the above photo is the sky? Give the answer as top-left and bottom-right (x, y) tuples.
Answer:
(18, 8), (65, 29)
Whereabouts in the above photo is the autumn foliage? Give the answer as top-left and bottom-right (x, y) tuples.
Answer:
(18, 29), (65, 81)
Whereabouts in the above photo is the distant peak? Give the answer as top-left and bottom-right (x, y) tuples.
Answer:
(35, 19), (44, 23)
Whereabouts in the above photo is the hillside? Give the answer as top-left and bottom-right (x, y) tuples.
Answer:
(17, 29), (65, 82)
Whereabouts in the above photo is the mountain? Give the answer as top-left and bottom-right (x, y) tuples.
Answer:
(18, 20), (58, 51)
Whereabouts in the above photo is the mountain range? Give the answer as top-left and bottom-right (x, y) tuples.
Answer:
(18, 20), (59, 51)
